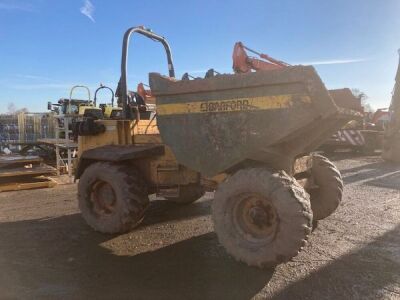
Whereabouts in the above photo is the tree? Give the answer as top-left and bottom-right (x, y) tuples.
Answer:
(7, 103), (16, 114)
(351, 89), (375, 113)
(7, 102), (29, 114)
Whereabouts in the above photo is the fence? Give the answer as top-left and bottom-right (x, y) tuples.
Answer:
(0, 113), (56, 144)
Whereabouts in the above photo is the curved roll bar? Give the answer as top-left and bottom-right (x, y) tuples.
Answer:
(68, 85), (91, 114)
(117, 26), (175, 118)
(94, 84), (115, 107)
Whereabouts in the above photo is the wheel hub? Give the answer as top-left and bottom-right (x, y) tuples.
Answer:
(90, 181), (117, 216)
(249, 205), (270, 228)
(233, 193), (278, 241)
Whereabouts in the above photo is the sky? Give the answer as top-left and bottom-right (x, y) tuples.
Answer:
(0, 0), (400, 112)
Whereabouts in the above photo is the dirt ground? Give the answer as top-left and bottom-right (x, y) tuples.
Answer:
(0, 153), (399, 300)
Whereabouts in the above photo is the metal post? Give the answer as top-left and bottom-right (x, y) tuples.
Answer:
(56, 145), (61, 176)
(18, 112), (25, 143)
(64, 116), (73, 183)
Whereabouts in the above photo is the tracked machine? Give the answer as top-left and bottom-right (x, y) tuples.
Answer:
(75, 27), (357, 267)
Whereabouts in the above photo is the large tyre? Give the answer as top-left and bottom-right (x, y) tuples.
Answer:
(309, 155), (343, 220)
(212, 168), (312, 268)
(78, 162), (149, 233)
(166, 184), (205, 204)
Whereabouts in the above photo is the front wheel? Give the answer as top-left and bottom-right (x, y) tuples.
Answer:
(78, 162), (149, 233)
(212, 168), (313, 268)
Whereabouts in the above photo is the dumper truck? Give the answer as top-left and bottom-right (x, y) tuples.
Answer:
(47, 85), (102, 119)
(74, 26), (356, 267)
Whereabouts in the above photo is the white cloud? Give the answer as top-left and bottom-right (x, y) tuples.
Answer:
(297, 58), (369, 66)
(0, 1), (35, 12)
(16, 74), (55, 81)
(80, 0), (95, 23)
(10, 82), (101, 91)
(8, 74), (103, 92)
(10, 83), (73, 90)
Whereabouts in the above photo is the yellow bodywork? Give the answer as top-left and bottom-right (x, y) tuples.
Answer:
(78, 119), (200, 189)
(77, 105), (102, 116)
(157, 94), (311, 116)
(103, 106), (123, 119)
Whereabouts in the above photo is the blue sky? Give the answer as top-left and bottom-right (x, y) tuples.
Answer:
(0, 0), (400, 112)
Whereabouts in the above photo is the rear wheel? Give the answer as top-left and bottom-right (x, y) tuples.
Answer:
(212, 168), (312, 268)
(78, 162), (149, 233)
(309, 155), (343, 220)
(166, 184), (205, 204)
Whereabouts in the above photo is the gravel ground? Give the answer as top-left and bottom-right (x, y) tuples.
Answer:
(0, 153), (399, 299)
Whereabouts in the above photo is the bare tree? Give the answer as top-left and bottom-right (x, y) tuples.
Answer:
(7, 103), (16, 114)
(16, 107), (29, 114)
(351, 89), (374, 113)
(7, 102), (29, 114)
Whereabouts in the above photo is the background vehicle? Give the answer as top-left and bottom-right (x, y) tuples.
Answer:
(48, 85), (103, 119)
(94, 84), (123, 119)
(320, 89), (383, 155)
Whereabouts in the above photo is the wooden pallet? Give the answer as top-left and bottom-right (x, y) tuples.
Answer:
(0, 177), (57, 192)
(0, 155), (57, 192)
(0, 155), (42, 167)
(37, 138), (77, 149)
(0, 165), (56, 178)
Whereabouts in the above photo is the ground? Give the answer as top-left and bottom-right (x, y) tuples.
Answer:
(0, 153), (399, 300)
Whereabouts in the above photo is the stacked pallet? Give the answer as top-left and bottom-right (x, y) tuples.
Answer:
(0, 155), (57, 192)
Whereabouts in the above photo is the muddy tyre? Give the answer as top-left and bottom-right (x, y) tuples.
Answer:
(78, 162), (149, 234)
(309, 155), (343, 220)
(166, 184), (205, 204)
(212, 168), (313, 268)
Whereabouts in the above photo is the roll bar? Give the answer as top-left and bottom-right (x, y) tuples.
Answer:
(94, 84), (115, 107)
(68, 85), (91, 114)
(117, 26), (175, 118)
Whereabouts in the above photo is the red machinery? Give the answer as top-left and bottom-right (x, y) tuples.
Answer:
(232, 42), (290, 73)
(136, 83), (155, 104)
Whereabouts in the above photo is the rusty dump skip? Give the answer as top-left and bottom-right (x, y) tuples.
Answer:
(329, 88), (364, 113)
(150, 66), (356, 177)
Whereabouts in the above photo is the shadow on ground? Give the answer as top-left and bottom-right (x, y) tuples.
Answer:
(339, 159), (400, 189)
(2, 211), (398, 299)
(323, 151), (369, 162)
(0, 200), (274, 300)
(142, 198), (211, 227)
(271, 224), (400, 300)
(0, 157), (399, 299)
